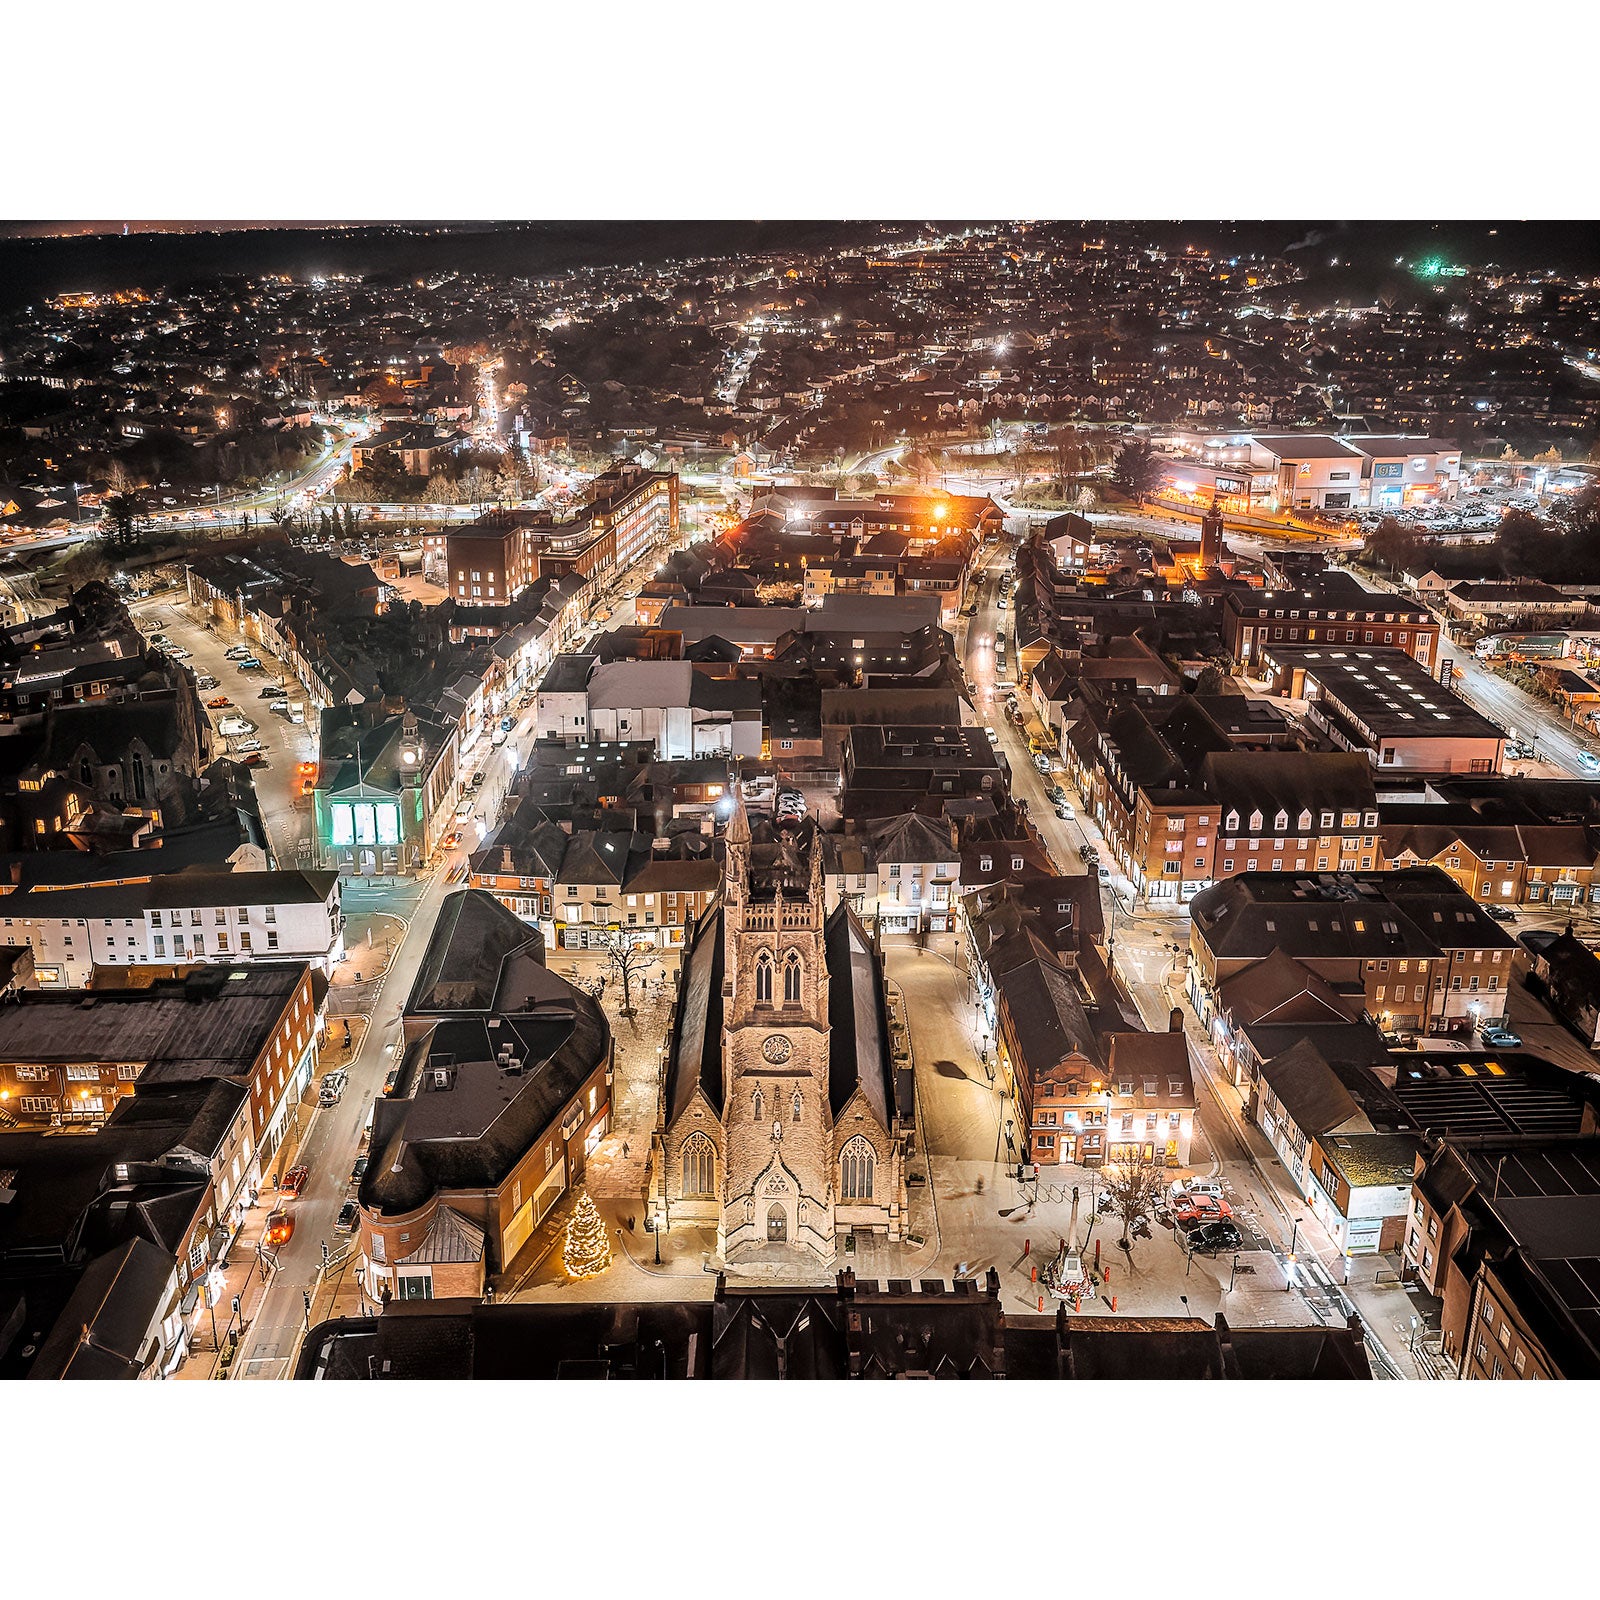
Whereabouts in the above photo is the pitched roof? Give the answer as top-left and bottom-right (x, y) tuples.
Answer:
(1218, 948), (1363, 1027)
(824, 902), (895, 1124)
(27, 1238), (172, 1381)
(996, 956), (1099, 1078)
(1257, 1039), (1369, 1138)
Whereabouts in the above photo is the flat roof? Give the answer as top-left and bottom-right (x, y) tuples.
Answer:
(1281, 647), (1503, 741)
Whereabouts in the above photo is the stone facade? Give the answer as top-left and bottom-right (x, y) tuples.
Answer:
(657, 790), (905, 1269)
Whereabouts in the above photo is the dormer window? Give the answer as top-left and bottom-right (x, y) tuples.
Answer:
(1225, 811), (1239, 832)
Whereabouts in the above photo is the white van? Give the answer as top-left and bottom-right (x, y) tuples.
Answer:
(454, 800), (475, 823)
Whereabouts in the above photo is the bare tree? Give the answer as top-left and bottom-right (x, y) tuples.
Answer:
(1100, 1143), (1169, 1249)
(596, 926), (659, 1017)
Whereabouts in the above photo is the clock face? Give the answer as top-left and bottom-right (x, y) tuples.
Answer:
(761, 1034), (793, 1065)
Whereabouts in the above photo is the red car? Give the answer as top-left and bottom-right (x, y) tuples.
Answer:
(241, 752), (267, 768)
(1172, 1194), (1234, 1227)
(206, 695), (232, 708)
(280, 1164), (309, 1199)
(264, 1208), (295, 1248)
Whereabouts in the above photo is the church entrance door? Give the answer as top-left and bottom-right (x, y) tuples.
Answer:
(766, 1204), (787, 1243)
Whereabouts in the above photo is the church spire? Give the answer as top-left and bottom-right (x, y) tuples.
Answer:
(725, 779), (751, 848)
(724, 776), (751, 901)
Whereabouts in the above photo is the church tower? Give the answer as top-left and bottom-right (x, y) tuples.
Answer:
(716, 786), (837, 1263)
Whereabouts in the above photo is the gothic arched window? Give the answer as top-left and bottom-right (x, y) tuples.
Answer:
(755, 952), (773, 1005)
(752, 1087), (763, 1122)
(791, 1089), (803, 1123)
(783, 951), (802, 1005)
(681, 1133), (715, 1197)
(840, 1135), (876, 1201)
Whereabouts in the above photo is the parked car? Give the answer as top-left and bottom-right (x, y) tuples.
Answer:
(1172, 1193), (1233, 1226)
(240, 752), (267, 768)
(237, 656), (263, 670)
(224, 645), (251, 659)
(234, 738), (264, 754)
(349, 1154), (369, 1189)
(280, 1164), (309, 1199)
(270, 699), (290, 714)
(1187, 1220), (1244, 1255)
(206, 695), (231, 708)
(985, 727), (1001, 744)
(1046, 784), (1067, 804)
(217, 715), (254, 736)
(336, 1199), (360, 1235)
(1079, 844), (1098, 864)
(1055, 803), (1075, 821)
(1581, 751), (1600, 773)
(258, 685), (283, 699)
(1032, 753), (1052, 774)
(1170, 1177), (1224, 1204)
(1479, 1024), (1523, 1048)
(196, 674), (219, 690)
(1482, 904), (1517, 922)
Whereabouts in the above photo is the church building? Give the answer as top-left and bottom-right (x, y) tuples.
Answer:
(654, 786), (908, 1268)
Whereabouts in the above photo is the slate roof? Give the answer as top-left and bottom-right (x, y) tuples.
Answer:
(1218, 948), (1362, 1027)
(823, 902), (894, 1124)
(406, 890), (539, 1016)
(26, 1238), (174, 1380)
(996, 956), (1099, 1077)
(1257, 1039), (1369, 1138)
(665, 904), (727, 1120)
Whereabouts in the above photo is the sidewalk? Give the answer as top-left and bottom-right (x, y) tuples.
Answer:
(173, 1198), (282, 1380)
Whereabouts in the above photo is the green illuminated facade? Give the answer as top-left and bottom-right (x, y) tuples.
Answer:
(313, 707), (456, 877)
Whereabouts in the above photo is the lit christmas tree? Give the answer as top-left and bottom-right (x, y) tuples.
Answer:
(563, 1188), (612, 1279)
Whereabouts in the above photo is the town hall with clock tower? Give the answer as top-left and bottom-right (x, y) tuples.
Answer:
(654, 785), (908, 1267)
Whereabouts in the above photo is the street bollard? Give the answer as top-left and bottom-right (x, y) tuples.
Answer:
(1023, 1238), (1030, 1256)
(1031, 1265), (1037, 1282)
(1104, 1264), (1112, 1283)
(1094, 1239), (1101, 1266)
(1038, 1296), (1044, 1313)
(1111, 1295), (1117, 1312)
(1072, 1296), (1080, 1313)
